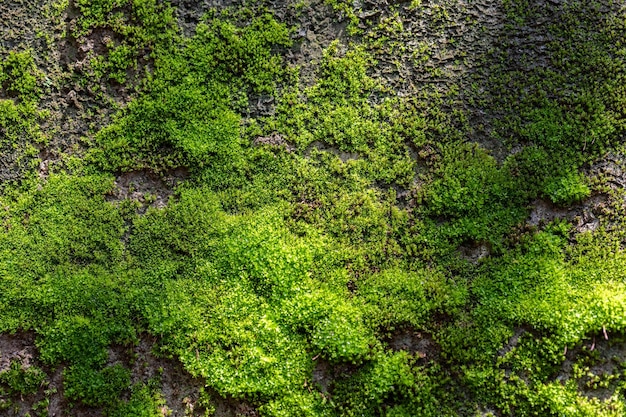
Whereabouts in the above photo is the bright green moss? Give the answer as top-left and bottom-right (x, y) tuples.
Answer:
(127, 188), (379, 402)
(3, 0), (626, 414)
(451, 221), (626, 415)
(109, 383), (169, 417)
(0, 99), (44, 148)
(0, 361), (46, 396)
(64, 364), (131, 408)
(544, 171), (591, 205)
(259, 391), (334, 417)
(359, 268), (466, 330)
(90, 13), (290, 178)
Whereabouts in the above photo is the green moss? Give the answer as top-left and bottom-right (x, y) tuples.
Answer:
(89, 13), (291, 177)
(109, 383), (168, 417)
(360, 268), (466, 330)
(268, 43), (416, 186)
(323, 0), (362, 35)
(74, 0), (179, 84)
(0, 51), (40, 102)
(3, 0), (626, 414)
(0, 361), (46, 396)
(131, 192), (377, 399)
(333, 351), (454, 416)
(0, 50), (46, 184)
(544, 171), (591, 205)
(64, 364), (131, 408)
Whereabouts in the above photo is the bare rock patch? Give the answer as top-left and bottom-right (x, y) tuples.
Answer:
(106, 168), (189, 211)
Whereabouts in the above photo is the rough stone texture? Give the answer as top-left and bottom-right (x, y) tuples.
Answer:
(106, 168), (189, 211)
(557, 334), (626, 401)
(0, 332), (37, 373)
(388, 328), (441, 363)
(0, 332), (260, 416)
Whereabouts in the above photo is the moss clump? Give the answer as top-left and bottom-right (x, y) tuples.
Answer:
(544, 171), (591, 206)
(0, 51), (46, 183)
(0, 51), (40, 102)
(0, 361), (47, 396)
(90, 13), (291, 180)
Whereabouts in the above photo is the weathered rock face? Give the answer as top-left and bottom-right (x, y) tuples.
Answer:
(2, 0), (626, 415)
(2, 0), (617, 178)
(0, 333), (260, 416)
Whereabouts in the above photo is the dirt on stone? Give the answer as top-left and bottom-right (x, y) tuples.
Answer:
(0, 332), (37, 373)
(0, 332), (261, 417)
(524, 151), (626, 234)
(459, 241), (491, 264)
(527, 196), (605, 234)
(106, 168), (189, 211)
(556, 332), (626, 401)
(387, 328), (441, 364)
(311, 357), (359, 401)
(254, 132), (296, 153)
(0, 332), (69, 417)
